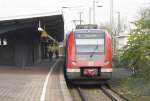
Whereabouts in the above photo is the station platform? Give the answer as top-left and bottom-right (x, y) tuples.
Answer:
(0, 59), (55, 101)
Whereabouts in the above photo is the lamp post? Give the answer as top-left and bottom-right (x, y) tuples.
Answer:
(79, 12), (83, 25)
(95, 5), (103, 24)
(110, 0), (114, 30)
(93, 0), (103, 24)
(89, 7), (92, 24)
(90, 5), (103, 24)
(109, 0), (115, 55)
(93, 0), (96, 24)
(61, 4), (103, 25)
(117, 12), (121, 36)
(61, 6), (84, 25)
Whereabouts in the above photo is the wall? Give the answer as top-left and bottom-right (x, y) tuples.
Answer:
(0, 29), (42, 67)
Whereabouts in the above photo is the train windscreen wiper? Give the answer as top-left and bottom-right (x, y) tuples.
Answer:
(90, 43), (98, 58)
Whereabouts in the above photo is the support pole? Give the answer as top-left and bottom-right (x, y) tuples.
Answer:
(89, 7), (92, 24)
(93, 0), (96, 24)
(79, 12), (83, 25)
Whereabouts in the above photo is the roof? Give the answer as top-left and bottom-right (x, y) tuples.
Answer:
(0, 12), (62, 21)
(0, 12), (64, 42)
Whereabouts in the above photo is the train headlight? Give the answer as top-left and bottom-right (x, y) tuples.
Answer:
(104, 60), (110, 65)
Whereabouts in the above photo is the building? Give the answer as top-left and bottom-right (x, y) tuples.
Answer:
(0, 13), (64, 67)
(116, 31), (129, 51)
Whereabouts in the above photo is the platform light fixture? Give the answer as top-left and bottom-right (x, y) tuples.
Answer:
(38, 20), (44, 32)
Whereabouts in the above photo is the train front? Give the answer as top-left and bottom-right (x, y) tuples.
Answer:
(66, 29), (112, 84)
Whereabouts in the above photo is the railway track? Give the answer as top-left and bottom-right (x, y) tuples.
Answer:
(76, 87), (87, 101)
(100, 85), (121, 101)
(69, 84), (127, 101)
(101, 84), (130, 101)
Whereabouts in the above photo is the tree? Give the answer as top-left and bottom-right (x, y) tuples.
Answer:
(120, 9), (150, 78)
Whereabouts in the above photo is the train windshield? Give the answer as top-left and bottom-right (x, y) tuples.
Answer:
(75, 32), (105, 60)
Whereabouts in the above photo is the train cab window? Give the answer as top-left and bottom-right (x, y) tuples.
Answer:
(75, 32), (105, 60)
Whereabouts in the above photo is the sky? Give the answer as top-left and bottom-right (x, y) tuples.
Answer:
(0, 0), (149, 32)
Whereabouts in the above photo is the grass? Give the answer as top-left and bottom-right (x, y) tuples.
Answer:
(110, 76), (150, 101)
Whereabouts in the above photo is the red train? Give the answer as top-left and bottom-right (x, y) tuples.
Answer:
(64, 26), (112, 84)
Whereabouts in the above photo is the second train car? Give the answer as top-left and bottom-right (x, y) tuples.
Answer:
(64, 27), (112, 84)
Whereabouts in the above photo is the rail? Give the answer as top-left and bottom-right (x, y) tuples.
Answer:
(76, 87), (87, 101)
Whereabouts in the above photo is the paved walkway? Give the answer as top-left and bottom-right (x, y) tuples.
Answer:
(45, 60), (72, 101)
(0, 60), (54, 101)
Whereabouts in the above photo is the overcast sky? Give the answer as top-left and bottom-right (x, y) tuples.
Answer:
(0, 0), (149, 31)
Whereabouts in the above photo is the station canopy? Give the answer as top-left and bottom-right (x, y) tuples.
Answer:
(0, 12), (64, 42)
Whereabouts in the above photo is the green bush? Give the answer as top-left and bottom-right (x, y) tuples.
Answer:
(112, 55), (120, 68)
(112, 9), (150, 101)
(120, 9), (150, 78)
